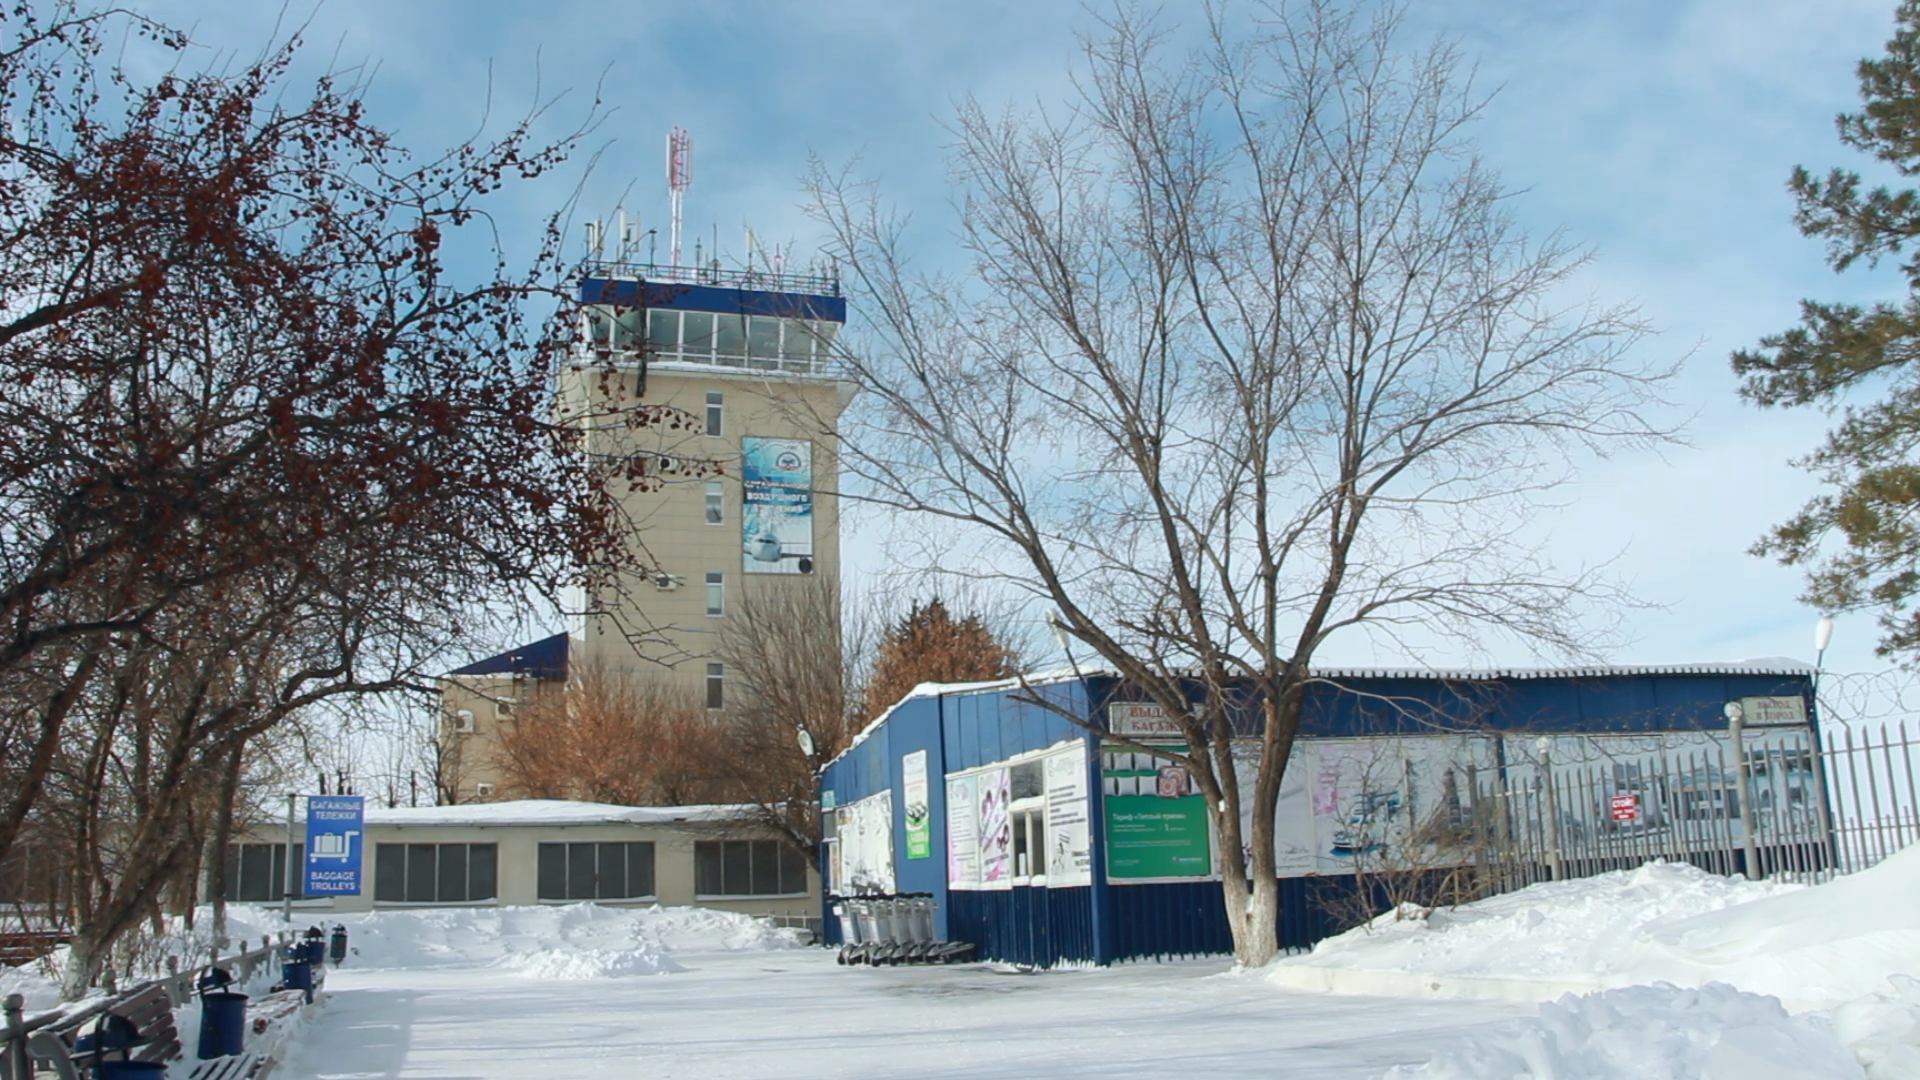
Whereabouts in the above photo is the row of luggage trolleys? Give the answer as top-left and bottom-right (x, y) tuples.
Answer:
(831, 893), (974, 965)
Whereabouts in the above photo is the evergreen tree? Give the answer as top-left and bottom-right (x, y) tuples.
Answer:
(863, 599), (1018, 719)
(1735, 0), (1920, 658)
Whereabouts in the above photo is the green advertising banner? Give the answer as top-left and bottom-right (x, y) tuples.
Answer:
(903, 750), (931, 859)
(1101, 745), (1212, 880)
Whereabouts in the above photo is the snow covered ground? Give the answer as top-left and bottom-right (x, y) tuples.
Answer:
(273, 945), (1523, 1080)
(15, 849), (1920, 1077)
(1277, 847), (1920, 1077)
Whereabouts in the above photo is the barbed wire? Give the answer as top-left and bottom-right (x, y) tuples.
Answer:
(1816, 670), (1920, 728)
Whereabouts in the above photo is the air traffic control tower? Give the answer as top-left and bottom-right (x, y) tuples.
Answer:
(553, 249), (853, 716)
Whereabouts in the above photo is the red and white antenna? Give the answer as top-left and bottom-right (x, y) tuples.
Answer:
(666, 127), (692, 269)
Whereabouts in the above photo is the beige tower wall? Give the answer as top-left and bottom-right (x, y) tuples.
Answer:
(564, 360), (853, 710)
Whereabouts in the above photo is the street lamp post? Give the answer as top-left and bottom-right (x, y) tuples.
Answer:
(1723, 701), (1762, 880)
(1810, 616), (1838, 873)
(283, 792), (297, 924)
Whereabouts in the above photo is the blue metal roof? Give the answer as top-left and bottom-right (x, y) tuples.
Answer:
(446, 632), (570, 681)
(579, 277), (847, 323)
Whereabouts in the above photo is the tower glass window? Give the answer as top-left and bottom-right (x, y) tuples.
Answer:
(747, 316), (782, 367)
(715, 315), (746, 361)
(706, 571), (724, 617)
(680, 311), (716, 360)
(646, 309), (679, 350)
(705, 479), (724, 525)
(705, 392), (723, 437)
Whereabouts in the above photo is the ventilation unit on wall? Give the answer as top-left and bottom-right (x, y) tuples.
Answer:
(451, 710), (475, 733)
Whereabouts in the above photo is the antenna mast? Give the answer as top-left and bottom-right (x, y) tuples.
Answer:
(667, 127), (692, 269)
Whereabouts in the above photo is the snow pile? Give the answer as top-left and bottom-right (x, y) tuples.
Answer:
(1274, 847), (1920, 1077)
(0, 961), (62, 1013)
(1381, 982), (1865, 1080)
(1829, 977), (1920, 1079)
(1273, 849), (1920, 1010)
(225, 902), (799, 980)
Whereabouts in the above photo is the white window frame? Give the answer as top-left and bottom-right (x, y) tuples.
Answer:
(705, 479), (724, 525)
(706, 662), (724, 711)
(1010, 796), (1047, 886)
(705, 391), (724, 437)
(705, 571), (724, 618)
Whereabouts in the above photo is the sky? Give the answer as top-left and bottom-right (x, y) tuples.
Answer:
(133, 0), (1915, 687)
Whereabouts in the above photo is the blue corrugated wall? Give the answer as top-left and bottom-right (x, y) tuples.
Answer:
(822, 668), (1820, 965)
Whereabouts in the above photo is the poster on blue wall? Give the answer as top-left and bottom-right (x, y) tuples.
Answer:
(741, 437), (813, 575)
(947, 775), (979, 887)
(302, 795), (364, 895)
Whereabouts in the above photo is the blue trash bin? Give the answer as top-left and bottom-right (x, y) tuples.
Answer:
(328, 925), (348, 965)
(195, 991), (247, 1059)
(282, 946), (314, 1004)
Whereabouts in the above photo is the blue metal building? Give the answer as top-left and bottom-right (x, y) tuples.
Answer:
(817, 662), (1819, 967)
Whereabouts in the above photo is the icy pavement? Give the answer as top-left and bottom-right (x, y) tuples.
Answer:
(273, 949), (1525, 1080)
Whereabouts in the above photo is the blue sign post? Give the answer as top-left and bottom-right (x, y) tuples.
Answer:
(302, 795), (365, 896)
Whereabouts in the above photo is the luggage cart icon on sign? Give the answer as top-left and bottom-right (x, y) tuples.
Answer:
(310, 830), (360, 860)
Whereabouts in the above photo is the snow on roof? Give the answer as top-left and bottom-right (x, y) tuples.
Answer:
(824, 659), (1817, 770)
(1304, 658), (1817, 681)
(293, 799), (758, 829)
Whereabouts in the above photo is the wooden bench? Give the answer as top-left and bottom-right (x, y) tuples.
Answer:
(24, 984), (179, 1079)
(17, 983), (301, 1080)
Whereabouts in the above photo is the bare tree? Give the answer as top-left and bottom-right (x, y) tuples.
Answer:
(808, 1), (1676, 966)
(495, 662), (732, 807)
(0, 3), (687, 995)
(713, 574), (866, 858)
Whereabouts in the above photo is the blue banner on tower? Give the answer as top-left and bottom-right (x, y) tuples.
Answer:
(302, 795), (365, 895)
(741, 437), (814, 575)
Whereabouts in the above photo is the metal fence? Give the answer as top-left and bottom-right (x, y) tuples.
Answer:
(1448, 720), (1920, 896)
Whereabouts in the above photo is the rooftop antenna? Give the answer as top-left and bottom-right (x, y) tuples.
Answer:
(584, 219), (604, 260)
(617, 208), (641, 262)
(667, 127), (692, 268)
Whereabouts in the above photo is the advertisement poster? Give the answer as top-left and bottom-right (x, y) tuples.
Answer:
(1101, 745), (1212, 880)
(1232, 743), (1316, 876)
(1309, 735), (1495, 874)
(903, 750), (931, 859)
(1044, 748), (1092, 886)
(302, 795), (364, 895)
(836, 791), (895, 893)
(977, 768), (1013, 888)
(741, 437), (814, 575)
(946, 774), (980, 888)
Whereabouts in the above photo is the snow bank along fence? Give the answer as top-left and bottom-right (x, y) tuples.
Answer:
(1461, 718), (1920, 893)
(1, 935), (289, 1079)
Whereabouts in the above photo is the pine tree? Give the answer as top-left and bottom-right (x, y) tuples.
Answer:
(863, 599), (1019, 719)
(1735, 0), (1920, 658)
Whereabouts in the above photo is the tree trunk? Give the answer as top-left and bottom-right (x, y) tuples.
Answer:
(59, 931), (100, 1001)
(207, 743), (245, 947)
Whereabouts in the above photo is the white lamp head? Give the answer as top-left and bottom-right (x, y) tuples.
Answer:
(1046, 609), (1071, 653)
(1814, 615), (1835, 654)
(1723, 700), (1743, 723)
(796, 728), (816, 758)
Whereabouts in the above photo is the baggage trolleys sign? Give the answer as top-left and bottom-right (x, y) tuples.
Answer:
(303, 795), (365, 895)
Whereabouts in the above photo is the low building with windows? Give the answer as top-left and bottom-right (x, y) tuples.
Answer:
(222, 799), (817, 920)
